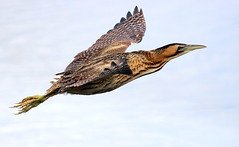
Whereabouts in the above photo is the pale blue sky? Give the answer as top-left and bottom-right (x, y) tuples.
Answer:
(0, 0), (239, 147)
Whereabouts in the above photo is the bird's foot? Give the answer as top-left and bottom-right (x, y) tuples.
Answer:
(11, 95), (44, 114)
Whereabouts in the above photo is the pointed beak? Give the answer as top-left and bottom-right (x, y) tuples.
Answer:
(178, 44), (206, 52)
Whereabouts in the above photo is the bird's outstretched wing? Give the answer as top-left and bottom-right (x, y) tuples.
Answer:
(63, 6), (146, 73)
(59, 56), (132, 92)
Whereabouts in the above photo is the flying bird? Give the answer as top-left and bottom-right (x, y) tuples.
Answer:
(12, 6), (206, 114)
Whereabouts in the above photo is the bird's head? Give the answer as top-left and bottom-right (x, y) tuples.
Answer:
(154, 43), (206, 60)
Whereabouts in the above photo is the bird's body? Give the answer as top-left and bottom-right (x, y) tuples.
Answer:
(55, 50), (165, 95)
(12, 6), (206, 114)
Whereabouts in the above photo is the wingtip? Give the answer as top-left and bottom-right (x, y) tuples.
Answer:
(114, 23), (121, 29)
(140, 8), (143, 15)
(126, 11), (132, 19)
(133, 6), (139, 15)
(120, 17), (126, 23)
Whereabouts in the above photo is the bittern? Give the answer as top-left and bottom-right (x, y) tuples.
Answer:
(12, 6), (206, 114)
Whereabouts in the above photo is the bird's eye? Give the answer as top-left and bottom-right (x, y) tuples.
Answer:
(177, 46), (184, 53)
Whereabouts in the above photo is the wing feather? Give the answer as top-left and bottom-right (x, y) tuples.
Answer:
(64, 6), (146, 72)
(59, 56), (132, 92)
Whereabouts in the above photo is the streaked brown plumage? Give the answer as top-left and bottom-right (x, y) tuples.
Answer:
(12, 6), (206, 114)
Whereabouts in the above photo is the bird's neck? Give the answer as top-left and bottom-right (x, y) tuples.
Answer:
(148, 48), (169, 63)
(150, 47), (179, 63)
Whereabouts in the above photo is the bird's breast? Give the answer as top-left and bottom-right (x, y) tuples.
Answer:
(127, 53), (168, 78)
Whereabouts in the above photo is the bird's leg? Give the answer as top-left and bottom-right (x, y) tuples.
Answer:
(11, 88), (58, 114)
(11, 80), (60, 114)
(11, 95), (46, 114)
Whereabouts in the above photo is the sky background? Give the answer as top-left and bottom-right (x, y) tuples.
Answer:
(1, 0), (239, 146)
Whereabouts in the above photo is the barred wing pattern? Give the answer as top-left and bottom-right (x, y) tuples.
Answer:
(59, 56), (133, 92)
(64, 6), (146, 73)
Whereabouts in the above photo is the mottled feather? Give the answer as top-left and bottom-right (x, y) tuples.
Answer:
(63, 6), (146, 73)
(59, 55), (132, 92)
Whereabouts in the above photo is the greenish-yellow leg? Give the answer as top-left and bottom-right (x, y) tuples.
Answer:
(12, 95), (46, 114)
